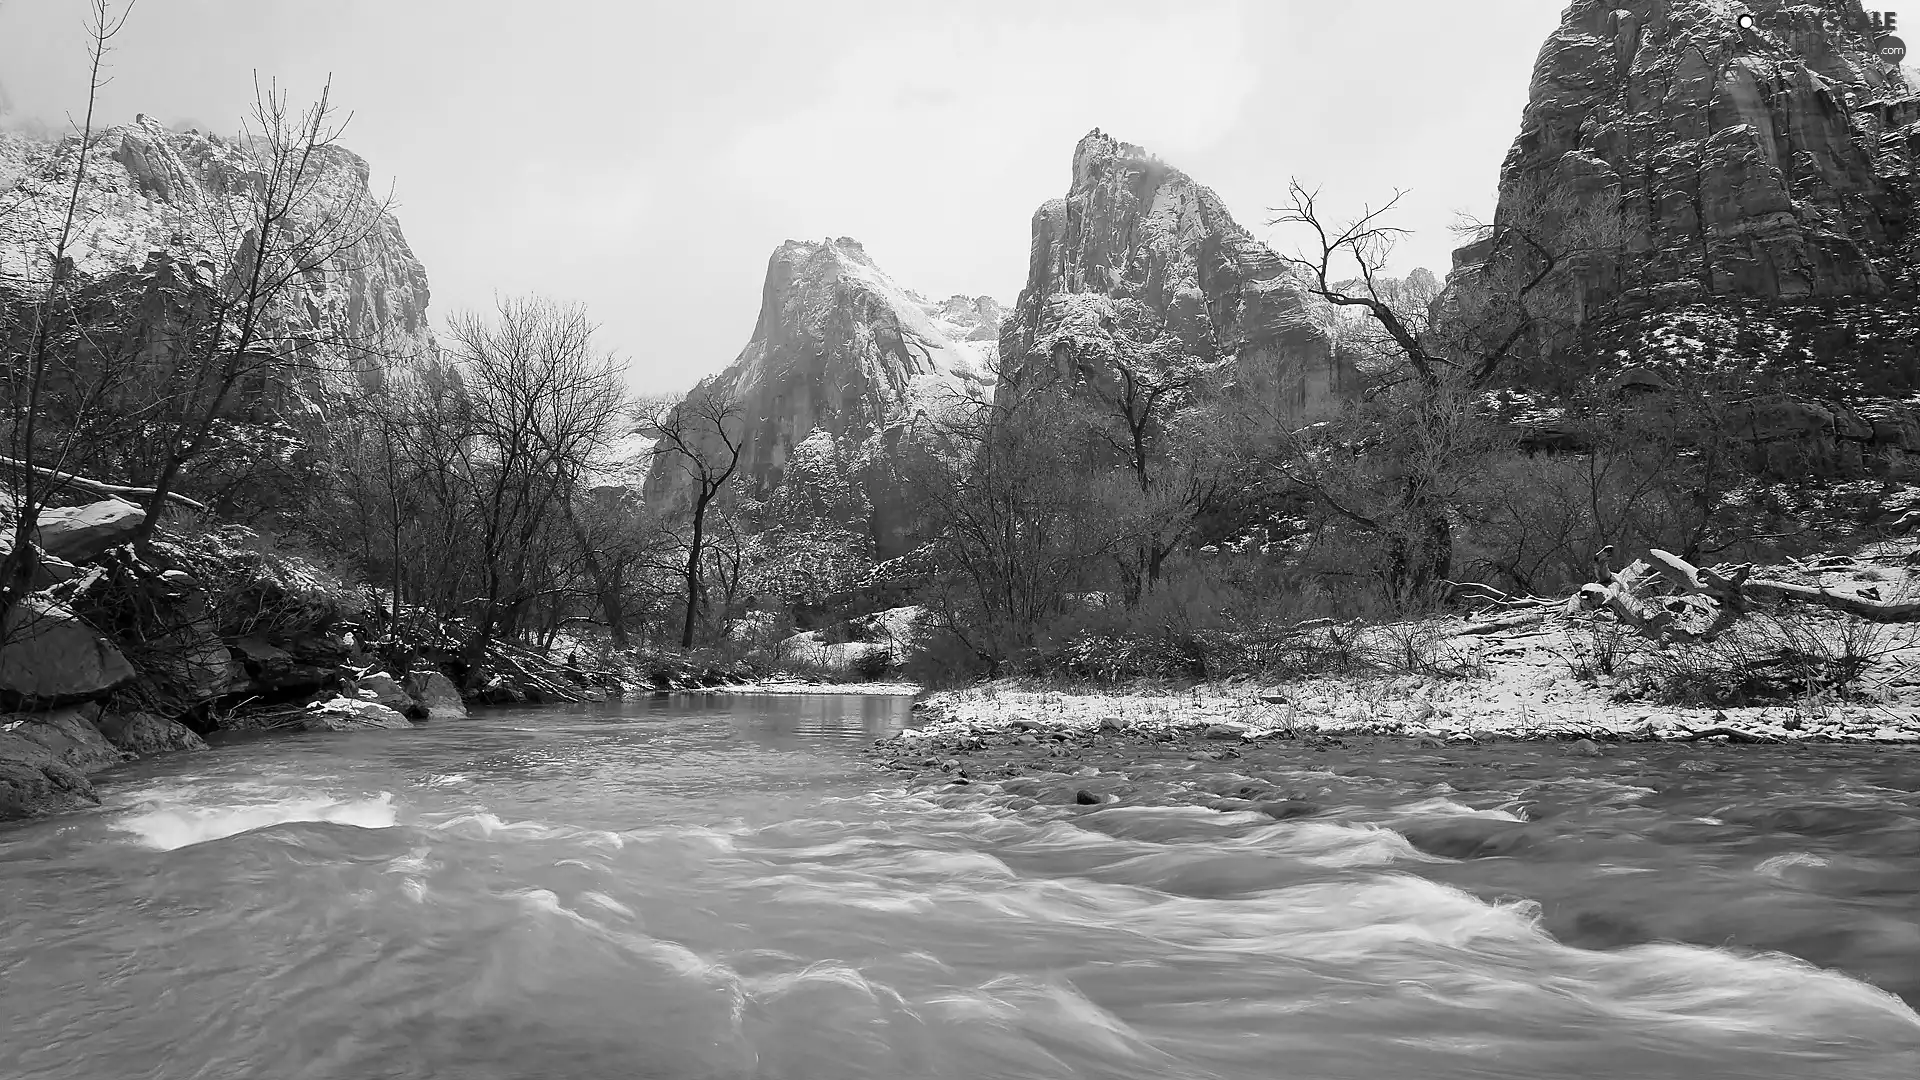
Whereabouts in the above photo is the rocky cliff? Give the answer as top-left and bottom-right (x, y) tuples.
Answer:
(0, 114), (434, 379)
(1451, 0), (1920, 466)
(643, 237), (1000, 554)
(999, 130), (1352, 421)
(1465, 0), (1920, 324)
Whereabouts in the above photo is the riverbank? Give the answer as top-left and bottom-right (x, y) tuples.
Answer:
(869, 615), (1920, 782)
(705, 679), (922, 696)
(869, 678), (1920, 794)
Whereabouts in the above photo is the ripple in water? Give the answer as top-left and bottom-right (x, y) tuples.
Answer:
(0, 700), (1915, 1080)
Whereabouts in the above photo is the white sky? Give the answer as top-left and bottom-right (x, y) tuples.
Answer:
(0, 0), (1568, 391)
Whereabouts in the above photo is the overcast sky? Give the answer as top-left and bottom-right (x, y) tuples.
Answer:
(1, 0), (1567, 391)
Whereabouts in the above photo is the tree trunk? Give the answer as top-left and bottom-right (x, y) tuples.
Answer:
(1386, 507), (1453, 608)
(681, 491), (711, 650)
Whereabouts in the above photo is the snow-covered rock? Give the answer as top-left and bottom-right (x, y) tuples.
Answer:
(303, 697), (414, 731)
(33, 499), (145, 562)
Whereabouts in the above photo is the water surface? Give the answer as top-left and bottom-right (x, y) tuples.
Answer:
(2, 695), (1917, 1079)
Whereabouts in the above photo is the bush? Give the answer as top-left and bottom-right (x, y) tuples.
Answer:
(848, 647), (893, 681)
(157, 523), (365, 639)
(1630, 610), (1906, 707)
(899, 623), (992, 688)
(1362, 622), (1487, 679)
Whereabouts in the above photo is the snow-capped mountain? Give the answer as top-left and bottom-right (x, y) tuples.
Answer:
(641, 237), (1002, 552)
(0, 115), (433, 366)
(999, 130), (1356, 422)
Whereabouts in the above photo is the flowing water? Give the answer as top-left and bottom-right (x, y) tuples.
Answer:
(3, 695), (1919, 1080)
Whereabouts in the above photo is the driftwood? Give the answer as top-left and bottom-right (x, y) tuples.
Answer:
(1580, 547), (1920, 643)
(1575, 557), (1688, 638)
(1643, 548), (1920, 622)
(1456, 610), (1551, 636)
(1679, 724), (1783, 744)
(0, 456), (209, 513)
(489, 643), (587, 702)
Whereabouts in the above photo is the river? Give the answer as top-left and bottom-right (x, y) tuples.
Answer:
(2, 695), (1918, 1079)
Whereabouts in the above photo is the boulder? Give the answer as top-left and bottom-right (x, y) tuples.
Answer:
(0, 599), (137, 703)
(145, 635), (248, 707)
(94, 710), (208, 756)
(32, 498), (145, 562)
(301, 697), (414, 731)
(352, 671), (415, 713)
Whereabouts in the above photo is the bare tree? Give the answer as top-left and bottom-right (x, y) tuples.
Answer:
(441, 297), (625, 672)
(641, 389), (744, 649)
(0, 0), (138, 625)
(1050, 301), (1237, 603)
(1266, 179), (1617, 604)
(902, 387), (1121, 669)
(126, 75), (397, 537)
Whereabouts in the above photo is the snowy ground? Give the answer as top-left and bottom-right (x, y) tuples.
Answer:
(907, 666), (1920, 750)
(901, 542), (1920, 750)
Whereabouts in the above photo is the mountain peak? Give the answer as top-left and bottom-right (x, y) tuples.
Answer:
(647, 240), (1001, 552)
(1002, 132), (1353, 420)
(1070, 128), (1158, 191)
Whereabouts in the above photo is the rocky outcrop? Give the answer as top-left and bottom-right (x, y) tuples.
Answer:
(1464, 0), (1920, 324)
(0, 117), (434, 509)
(0, 116), (433, 365)
(0, 705), (130, 818)
(999, 130), (1353, 421)
(642, 238), (1001, 554)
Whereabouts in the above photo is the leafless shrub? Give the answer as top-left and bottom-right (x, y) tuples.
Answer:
(1362, 622), (1488, 680)
(1628, 606), (1909, 707)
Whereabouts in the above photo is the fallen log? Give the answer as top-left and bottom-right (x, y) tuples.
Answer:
(0, 456), (209, 513)
(1576, 558), (1681, 638)
(1648, 548), (1920, 623)
(1456, 611), (1550, 635)
(1679, 725), (1782, 744)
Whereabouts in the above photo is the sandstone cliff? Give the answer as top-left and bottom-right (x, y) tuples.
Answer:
(642, 238), (1000, 554)
(999, 130), (1352, 421)
(1453, 0), (1920, 466)
(1466, 0), (1920, 321)
(0, 115), (434, 379)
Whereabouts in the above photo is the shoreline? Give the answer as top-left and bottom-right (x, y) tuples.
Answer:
(684, 680), (923, 697)
(865, 677), (1920, 796)
(902, 678), (1920, 745)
